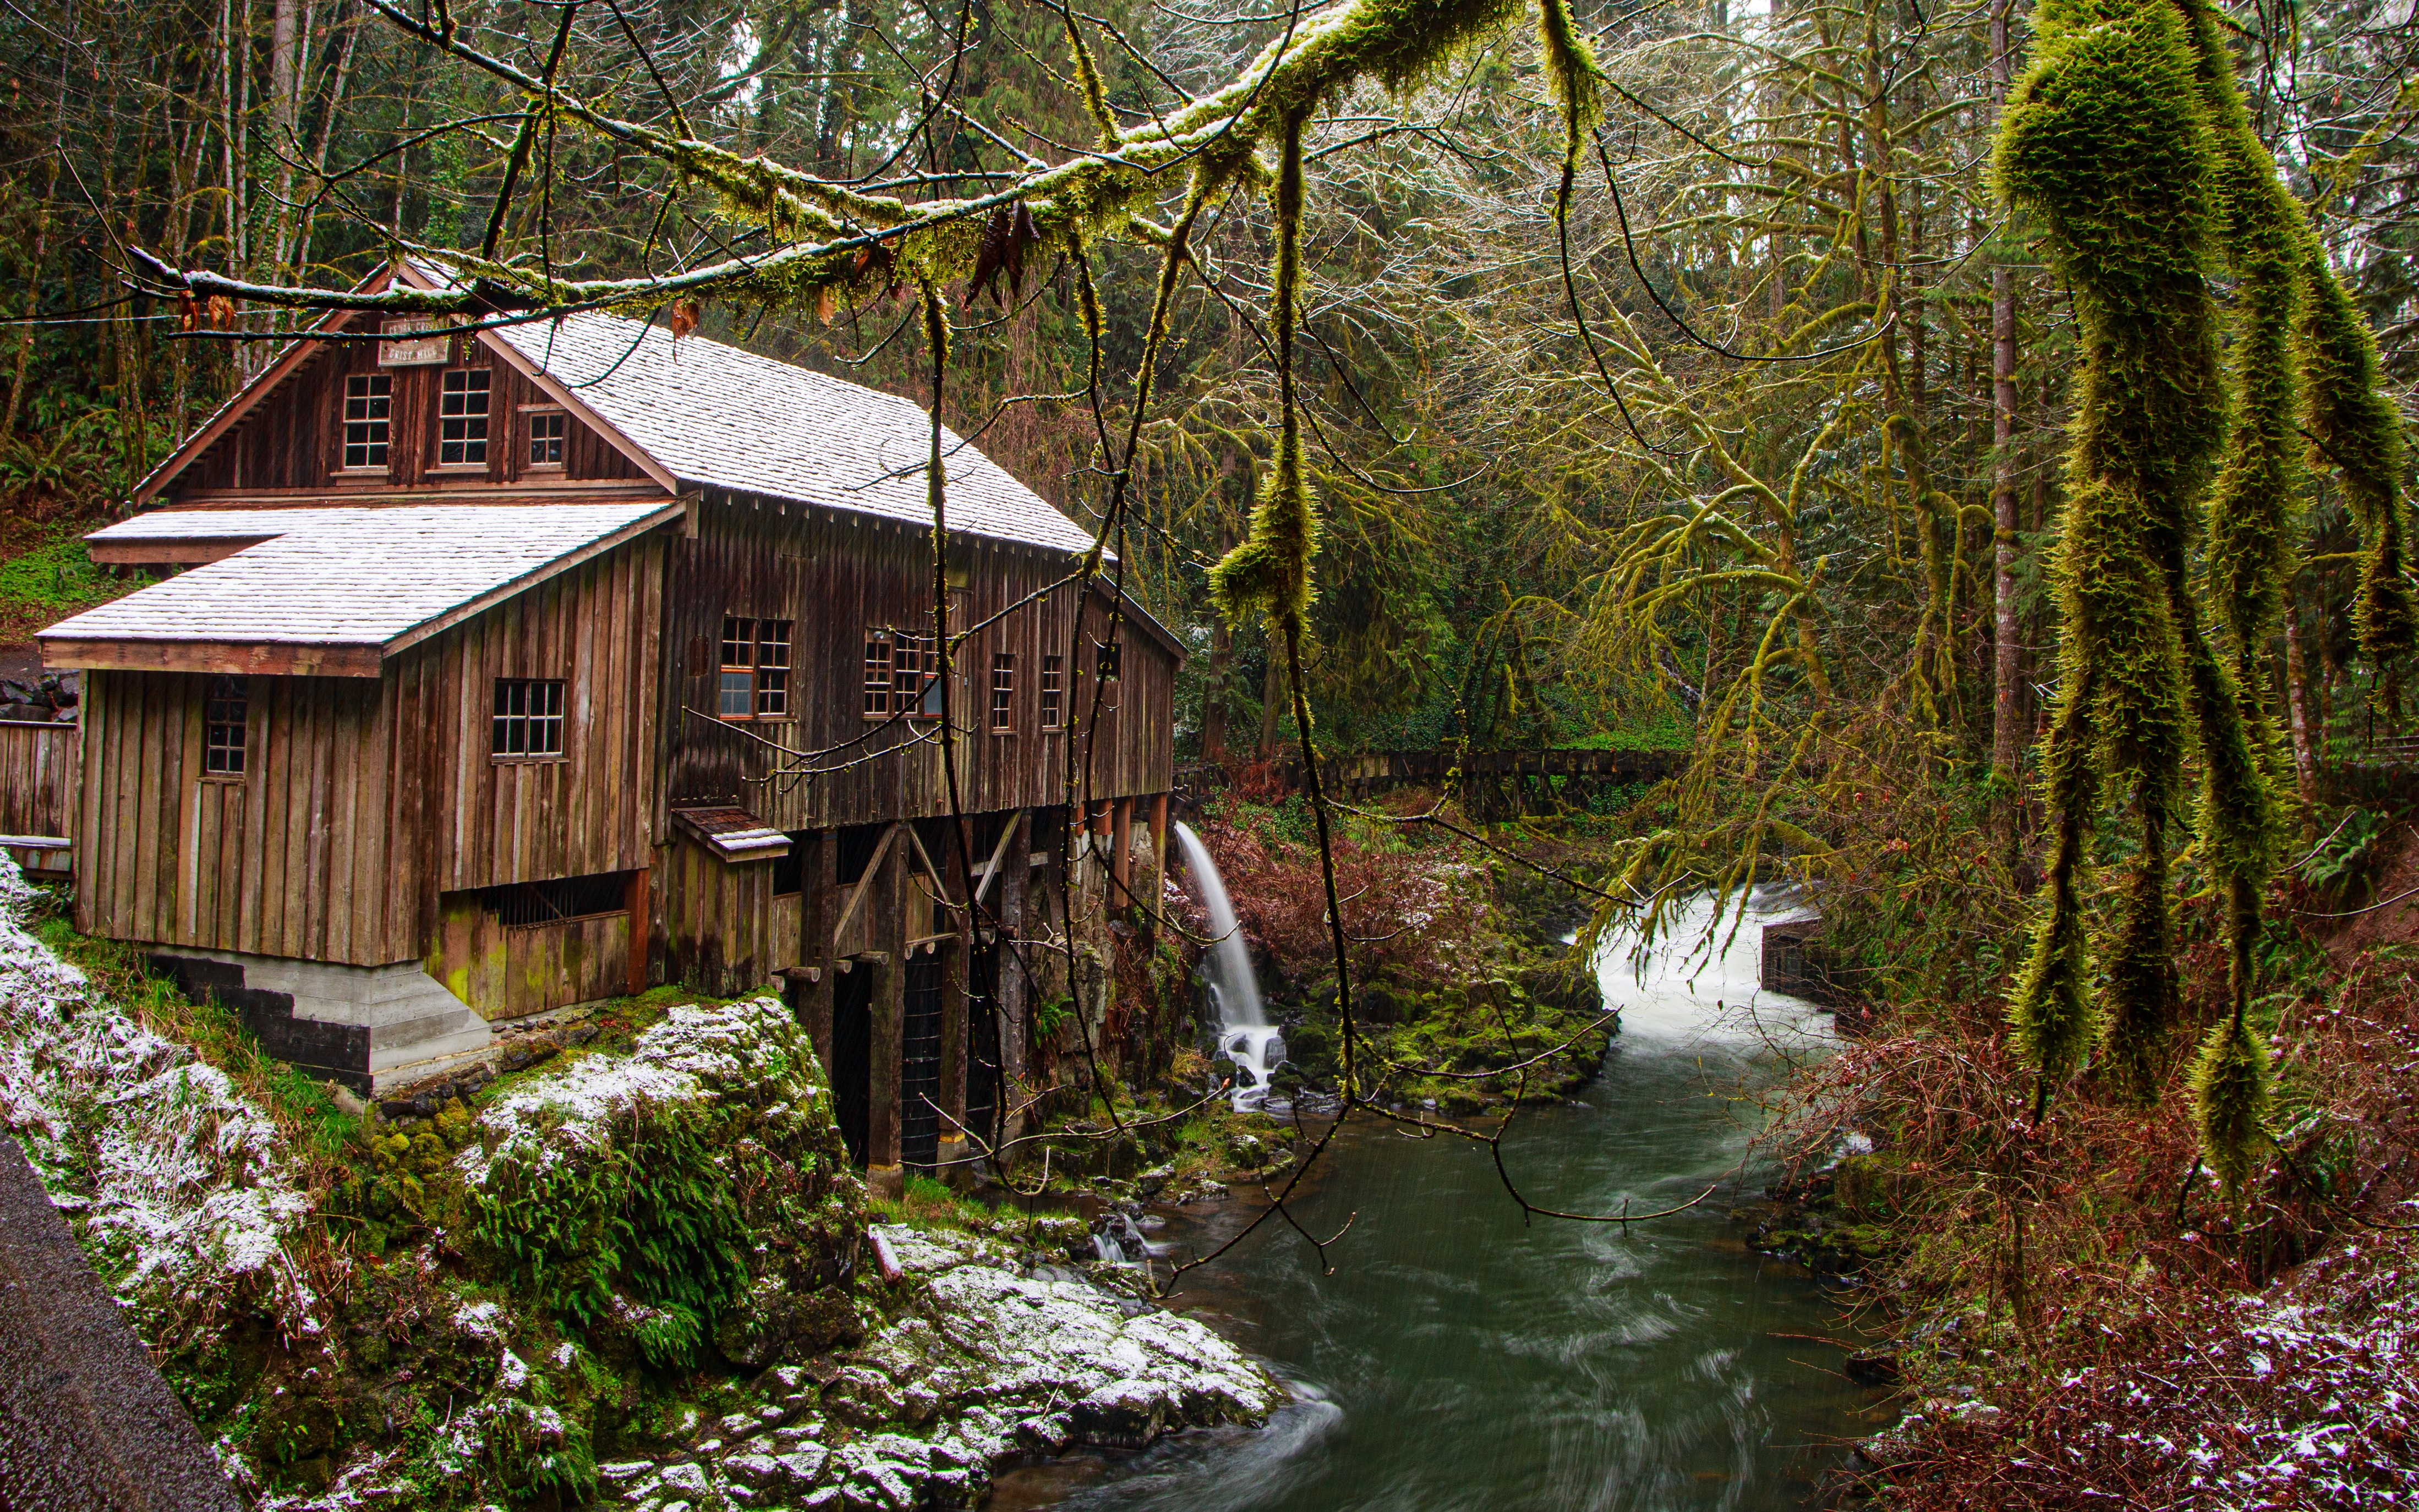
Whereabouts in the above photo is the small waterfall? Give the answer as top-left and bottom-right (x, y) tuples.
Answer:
(1172, 821), (1286, 1111)
(1091, 1210), (1151, 1265)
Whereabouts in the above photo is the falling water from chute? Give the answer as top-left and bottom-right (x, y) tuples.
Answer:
(1172, 821), (1285, 1111)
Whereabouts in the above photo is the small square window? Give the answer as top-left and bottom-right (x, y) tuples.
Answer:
(439, 369), (491, 465)
(342, 375), (391, 469)
(527, 410), (566, 465)
(492, 679), (565, 757)
(204, 675), (247, 775)
(720, 617), (792, 720)
(990, 653), (1016, 732)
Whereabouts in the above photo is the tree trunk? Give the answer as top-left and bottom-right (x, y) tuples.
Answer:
(1202, 615), (1232, 765)
(2285, 595), (2318, 832)
(1988, 0), (2024, 850)
(1257, 645), (1284, 758)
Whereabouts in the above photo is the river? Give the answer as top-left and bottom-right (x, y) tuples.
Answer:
(989, 890), (1893, 1511)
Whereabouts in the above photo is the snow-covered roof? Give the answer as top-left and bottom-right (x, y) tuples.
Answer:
(492, 311), (1098, 556)
(41, 503), (682, 671)
(89, 507), (427, 543)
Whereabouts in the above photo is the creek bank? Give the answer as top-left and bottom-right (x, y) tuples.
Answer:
(1761, 808), (2419, 1504)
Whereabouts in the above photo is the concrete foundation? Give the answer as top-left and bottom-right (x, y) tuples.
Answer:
(145, 949), (492, 1095)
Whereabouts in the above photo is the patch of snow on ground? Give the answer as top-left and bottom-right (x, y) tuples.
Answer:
(0, 854), (314, 1335)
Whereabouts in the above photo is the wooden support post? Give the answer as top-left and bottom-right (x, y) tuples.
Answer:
(1146, 793), (1169, 916)
(800, 831), (833, 1072)
(1110, 797), (1133, 908)
(624, 867), (652, 996)
(937, 825), (971, 1183)
(997, 809), (1030, 1141)
(866, 829), (906, 1198)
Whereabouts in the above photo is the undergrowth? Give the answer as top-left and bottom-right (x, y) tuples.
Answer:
(1749, 782), (2419, 1505)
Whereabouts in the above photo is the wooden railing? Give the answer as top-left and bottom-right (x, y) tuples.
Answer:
(0, 720), (78, 879)
(1178, 746), (1686, 817)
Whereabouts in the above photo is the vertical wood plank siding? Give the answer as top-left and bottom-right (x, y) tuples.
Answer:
(73, 536), (664, 965)
(660, 494), (1178, 831)
(180, 326), (637, 491)
(0, 723), (78, 839)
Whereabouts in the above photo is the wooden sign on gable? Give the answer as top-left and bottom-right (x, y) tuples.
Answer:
(377, 316), (451, 366)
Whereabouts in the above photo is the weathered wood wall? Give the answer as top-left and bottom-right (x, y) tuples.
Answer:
(177, 321), (645, 494)
(659, 832), (779, 996)
(393, 536), (665, 902)
(74, 536), (664, 972)
(428, 892), (635, 1020)
(659, 494), (1179, 832)
(0, 722), (78, 839)
(76, 669), (402, 961)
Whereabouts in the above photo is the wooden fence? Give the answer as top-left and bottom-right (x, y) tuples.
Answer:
(0, 720), (78, 880)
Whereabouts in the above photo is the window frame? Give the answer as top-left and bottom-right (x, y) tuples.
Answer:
(718, 617), (792, 721)
(863, 626), (953, 720)
(491, 678), (567, 760)
(1039, 654), (1065, 732)
(202, 675), (249, 779)
(989, 652), (1016, 733)
(523, 406), (568, 469)
(435, 368), (493, 468)
(863, 632), (896, 719)
(339, 374), (392, 472)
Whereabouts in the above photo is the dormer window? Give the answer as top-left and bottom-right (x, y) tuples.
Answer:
(526, 408), (566, 467)
(438, 369), (491, 465)
(341, 375), (391, 469)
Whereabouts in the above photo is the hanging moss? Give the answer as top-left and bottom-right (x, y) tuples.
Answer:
(2190, 1014), (2274, 1195)
(1210, 114), (1321, 634)
(1997, 0), (2400, 1193)
(2302, 249), (2416, 670)
(1995, 0), (2219, 1103)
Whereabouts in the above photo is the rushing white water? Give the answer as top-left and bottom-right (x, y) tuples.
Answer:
(1171, 821), (1285, 1110)
(1597, 886), (1835, 1051)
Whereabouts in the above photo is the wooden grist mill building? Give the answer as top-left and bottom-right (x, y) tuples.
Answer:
(33, 260), (1179, 1192)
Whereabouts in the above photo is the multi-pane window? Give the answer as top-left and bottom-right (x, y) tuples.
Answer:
(527, 410), (566, 465)
(439, 369), (492, 465)
(1039, 655), (1064, 730)
(863, 634), (895, 718)
(900, 634), (938, 717)
(719, 617), (791, 719)
(341, 375), (392, 469)
(863, 628), (941, 717)
(990, 654), (1016, 731)
(203, 676), (248, 775)
(491, 680), (565, 757)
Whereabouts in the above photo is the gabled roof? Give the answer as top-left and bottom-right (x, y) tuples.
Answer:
(490, 311), (1101, 557)
(40, 503), (683, 676)
(132, 261), (1105, 560)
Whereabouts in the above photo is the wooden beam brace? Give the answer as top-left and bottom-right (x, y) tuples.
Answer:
(828, 823), (899, 953)
(904, 822), (950, 900)
(972, 809), (1022, 906)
